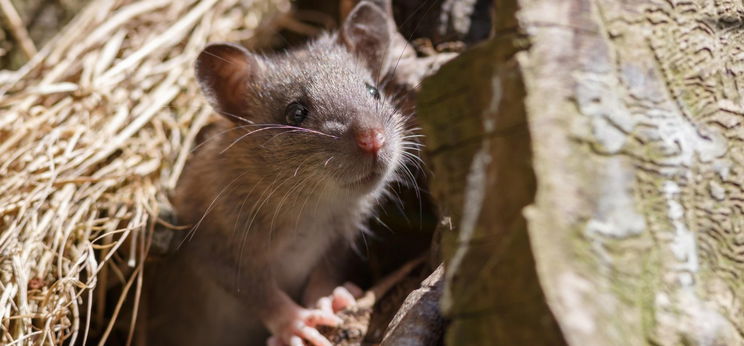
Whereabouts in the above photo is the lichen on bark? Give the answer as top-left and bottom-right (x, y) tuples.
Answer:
(420, 0), (744, 344)
(520, 0), (744, 344)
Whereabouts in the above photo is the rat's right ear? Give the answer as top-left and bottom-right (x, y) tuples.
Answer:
(195, 43), (259, 122)
(339, 1), (394, 79)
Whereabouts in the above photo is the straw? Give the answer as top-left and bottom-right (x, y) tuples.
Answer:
(0, 0), (289, 344)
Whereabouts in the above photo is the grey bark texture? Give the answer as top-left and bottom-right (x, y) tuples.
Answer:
(380, 265), (445, 346)
(520, 0), (744, 345)
(419, 0), (744, 345)
(417, 2), (565, 343)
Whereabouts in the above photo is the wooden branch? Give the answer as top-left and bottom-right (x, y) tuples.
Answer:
(317, 256), (427, 345)
(380, 265), (445, 346)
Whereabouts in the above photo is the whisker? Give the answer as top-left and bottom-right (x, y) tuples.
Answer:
(323, 156), (334, 167)
(191, 124), (252, 154)
(202, 49), (236, 65)
(230, 175), (267, 243)
(236, 173), (293, 287)
(269, 173), (313, 239)
(220, 126), (283, 154)
(178, 169), (253, 249)
(294, 175), (325, 231)
(217, 110), (254, 124)
(386, 0), (439, 82)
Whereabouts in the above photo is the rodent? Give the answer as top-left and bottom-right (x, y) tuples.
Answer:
(143, 2), (415, 345)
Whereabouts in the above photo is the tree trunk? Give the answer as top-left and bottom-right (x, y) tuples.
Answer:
(419, 0), (744, 345)
(417, 2), (565, 344)
(521, 0), (744, 344)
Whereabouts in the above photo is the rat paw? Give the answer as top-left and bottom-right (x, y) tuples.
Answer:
(331, 285), (357, 312)
(315, 284), (361, 314)
(266, 308), (341, 346)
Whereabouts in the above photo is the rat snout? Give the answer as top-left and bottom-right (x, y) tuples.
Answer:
(355, 128), (385, 154)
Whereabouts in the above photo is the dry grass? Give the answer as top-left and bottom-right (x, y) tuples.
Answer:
(0, 0), (289, 344)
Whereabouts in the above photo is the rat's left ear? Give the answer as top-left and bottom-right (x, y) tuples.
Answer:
(339, 1), (394, 79)
(195, 43), (261, 122)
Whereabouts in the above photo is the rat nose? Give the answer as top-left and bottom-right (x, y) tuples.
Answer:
(356, 128), (385, 154)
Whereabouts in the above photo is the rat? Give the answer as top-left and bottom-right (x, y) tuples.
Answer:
(143, 2), (417, 346)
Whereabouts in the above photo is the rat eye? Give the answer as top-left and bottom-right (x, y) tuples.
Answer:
(365, 83), (380, 100)
(285, 102), (309, 125)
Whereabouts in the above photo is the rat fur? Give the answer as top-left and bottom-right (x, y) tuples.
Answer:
(143, 2), (420, 345)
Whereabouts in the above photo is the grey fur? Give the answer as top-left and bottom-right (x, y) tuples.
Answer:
(143, 3), (412, 345)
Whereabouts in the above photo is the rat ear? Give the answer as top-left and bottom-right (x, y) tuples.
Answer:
(339, 1), (394, 79)
(195, 43), (259, 122)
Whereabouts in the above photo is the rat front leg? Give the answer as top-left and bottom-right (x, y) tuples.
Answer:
(302, 243), (363, 314)
(195, 239), (341, 346)
(302, 256), (341, 307)
(260, 284), (342, 346)
(303, 264), (359, 315)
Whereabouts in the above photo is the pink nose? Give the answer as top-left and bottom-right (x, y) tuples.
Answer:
(356, 128), (385, 154)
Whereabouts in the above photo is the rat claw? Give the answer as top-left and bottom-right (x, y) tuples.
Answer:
(289, 336), (304, 346)
(267, 336), (284, 346)
(316, 296), (333, 314)
(302, 308), (342, 327)
(331, 286), (356, 312)
(298, 326), (332, 346)
(269, 306), (340, 346)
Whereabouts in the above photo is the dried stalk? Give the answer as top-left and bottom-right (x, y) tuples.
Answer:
(0, 0), (289, 344)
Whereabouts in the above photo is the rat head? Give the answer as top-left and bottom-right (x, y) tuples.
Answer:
(194, 2), (408, 197)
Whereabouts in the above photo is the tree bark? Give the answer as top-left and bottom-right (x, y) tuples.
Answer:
(380, 265), (446, 346)
(417, 2), (565, 343)
(519, 0), (744, 344)
(420, 0), (744, 345)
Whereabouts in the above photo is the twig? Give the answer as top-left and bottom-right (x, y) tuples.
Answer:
(380, 264), (445, 346)
(358, 255), (427, 308)
(0, 0), (37, 59)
